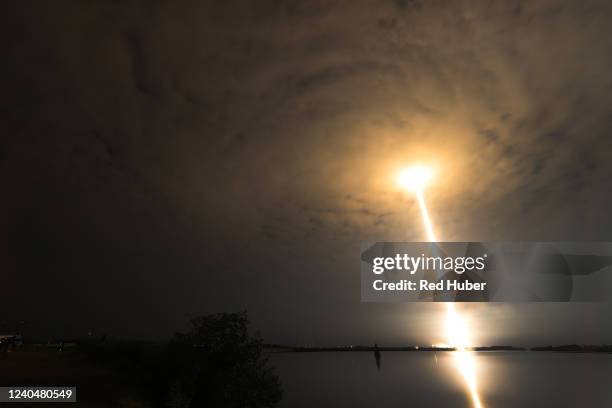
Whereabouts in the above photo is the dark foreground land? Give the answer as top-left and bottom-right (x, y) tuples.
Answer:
(0, 345), (152, 407)
(0, 312), (282, 407)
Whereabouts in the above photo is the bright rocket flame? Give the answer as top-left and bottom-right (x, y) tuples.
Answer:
(397, 165), (434, 193)
(403, 168), (484, 408)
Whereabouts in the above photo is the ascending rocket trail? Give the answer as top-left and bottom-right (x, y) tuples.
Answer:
(415, 189), (436, 243)
(400, 166), (484, 408)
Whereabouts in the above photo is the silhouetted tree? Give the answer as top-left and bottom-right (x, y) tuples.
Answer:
(164, 312), (282, 408)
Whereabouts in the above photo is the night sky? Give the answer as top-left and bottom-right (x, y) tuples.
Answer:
(3, 0), (612, 345)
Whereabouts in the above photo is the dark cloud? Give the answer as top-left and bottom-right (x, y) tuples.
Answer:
(2, 0), (612, 343)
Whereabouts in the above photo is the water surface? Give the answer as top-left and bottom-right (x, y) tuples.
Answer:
(271, 351), (612, 407)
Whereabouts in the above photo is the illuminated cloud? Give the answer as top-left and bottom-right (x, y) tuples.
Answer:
(3, 0), (612, 342)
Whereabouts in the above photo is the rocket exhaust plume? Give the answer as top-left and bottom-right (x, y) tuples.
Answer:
(398, 165), (484, 408)
(397, 165), (436, 242)
(416, 189), (436, 242)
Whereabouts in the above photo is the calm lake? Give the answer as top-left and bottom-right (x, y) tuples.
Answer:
(271, 351), (612, 407)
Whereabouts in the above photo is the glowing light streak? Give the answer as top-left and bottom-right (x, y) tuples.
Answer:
(399, 165), (484, 408)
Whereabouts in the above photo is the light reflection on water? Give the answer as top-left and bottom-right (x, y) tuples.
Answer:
(445, 303), (483, 408)
(271, 351), (612, 408)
